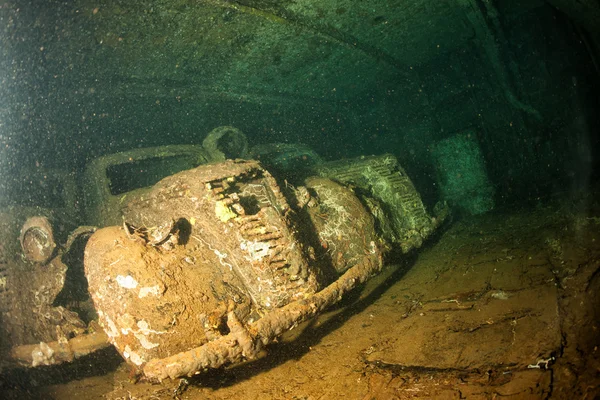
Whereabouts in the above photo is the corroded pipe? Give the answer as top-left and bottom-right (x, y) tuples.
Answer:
(143, 248), (382, 380)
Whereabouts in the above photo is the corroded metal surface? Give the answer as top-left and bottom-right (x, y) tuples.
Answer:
(83, 156), (444, 379)
(202, 125), (249, 161)
(19, 216), (56, 264)
(120, 159), (319, 310)
(82, 145), (212, 227)
(143, 245), (383, 381)
(304, 177), (379, 274)
(316, 154), (439, 253)
(84, 160), (320, 369)
(0, 210), (87, 362)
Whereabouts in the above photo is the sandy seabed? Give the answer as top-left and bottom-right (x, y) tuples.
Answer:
(3, 193), (600, 399)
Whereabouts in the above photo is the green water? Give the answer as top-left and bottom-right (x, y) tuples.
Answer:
(0, 0), (599, 397)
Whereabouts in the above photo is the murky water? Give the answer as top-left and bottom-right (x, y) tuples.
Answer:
(0, 1), (599, 398)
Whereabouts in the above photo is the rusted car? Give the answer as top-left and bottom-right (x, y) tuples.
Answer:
(0, 127), (445, 381)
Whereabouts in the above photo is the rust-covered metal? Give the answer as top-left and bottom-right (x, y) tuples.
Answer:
(304, 177), (380, 274)
(19, 216), (56, 264)
(202, 125), (249, 162)
(10, 327), (110, 367)
(316, 154), (440, 253)
(83, 128), (250, 228)
(82, 145), (212, 227)
(84, 160), (321, 369)
(143, 247), (383, 380)
(0, 210), (89, 365)
(83, 157), (441, 379)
